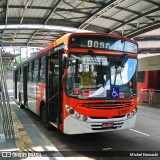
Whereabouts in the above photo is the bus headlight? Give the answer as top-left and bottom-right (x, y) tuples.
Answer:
(75, 113), (80, 119)
(127, 107), (138, 119)
(69, 109), (75, 115)
(82, 116), (88, 121)
(127, 113), (131, 119)
(65, 105), (88, 122)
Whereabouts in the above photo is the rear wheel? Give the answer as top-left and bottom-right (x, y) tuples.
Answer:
(41, 104), (52, 130)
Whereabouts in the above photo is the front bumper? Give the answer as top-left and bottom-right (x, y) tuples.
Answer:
(63, 113), (137, 134)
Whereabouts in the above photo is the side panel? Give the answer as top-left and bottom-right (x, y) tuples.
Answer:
(36, 83), (45, 116)
(27, 82), (37, 114)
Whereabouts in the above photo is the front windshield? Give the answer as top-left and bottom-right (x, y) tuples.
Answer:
(66, 53), (137, 99)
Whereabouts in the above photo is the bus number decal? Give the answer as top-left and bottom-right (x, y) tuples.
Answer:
(87, 40), (111, 49)
(100, 42), (105, 48)
(105, 43), (110, 49)
(94, 41), (99, 48)
(88, 40), (92, 47)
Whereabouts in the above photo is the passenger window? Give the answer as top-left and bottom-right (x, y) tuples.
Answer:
(39, 56), (46, 82)
(32, 60), (39, 82)
(34, 60), (39, 70)
(28, 63), (32, 81)
(18, 68), (21, 81)
(33, 70), (38, 82)
(20, 67), (23, 81)
(40, 69), (45, 82)
(40, 56), (46, 69)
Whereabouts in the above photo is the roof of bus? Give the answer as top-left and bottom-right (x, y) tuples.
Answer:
(36, 32), (138, 56)
(15, 32), (138, 69)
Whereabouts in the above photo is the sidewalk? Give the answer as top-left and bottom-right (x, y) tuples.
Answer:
(0, 90), (64, 160)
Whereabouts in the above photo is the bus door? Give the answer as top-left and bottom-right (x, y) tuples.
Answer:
(23, 65), (28, 107)
(46, 49), (63, 128)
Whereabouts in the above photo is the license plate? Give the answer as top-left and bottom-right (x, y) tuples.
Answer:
(102, 122), (114, 128)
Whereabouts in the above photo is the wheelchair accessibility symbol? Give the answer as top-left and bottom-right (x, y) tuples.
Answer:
(111, 87), (119, 98)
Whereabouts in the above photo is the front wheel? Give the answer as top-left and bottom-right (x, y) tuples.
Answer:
(41, 105), (52, 130)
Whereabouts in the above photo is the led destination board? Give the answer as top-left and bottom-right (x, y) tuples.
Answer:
(69, 35), (138, 53)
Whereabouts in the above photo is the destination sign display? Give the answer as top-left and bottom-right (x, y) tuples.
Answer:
(69, 35), (138, 53)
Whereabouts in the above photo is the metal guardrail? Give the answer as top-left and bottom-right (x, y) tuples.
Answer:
(138, 88), (160, 106)
(0, 50), (15, 139)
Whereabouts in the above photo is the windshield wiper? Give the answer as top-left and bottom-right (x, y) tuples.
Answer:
(114, 54), (128, 85)
(88, 50), (99, 65)
(121, 54), (128, 68)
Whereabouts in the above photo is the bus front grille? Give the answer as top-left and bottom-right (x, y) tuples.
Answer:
(81, 102), (132, 110)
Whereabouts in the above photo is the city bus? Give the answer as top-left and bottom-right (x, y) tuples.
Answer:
(13, 32), (138, 134)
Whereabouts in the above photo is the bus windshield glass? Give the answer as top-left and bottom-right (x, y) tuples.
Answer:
(66, 53), (137, 99)
(69, 35), (138, 53)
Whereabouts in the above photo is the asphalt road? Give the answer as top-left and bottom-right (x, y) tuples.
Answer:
(18, 103), (160, 160)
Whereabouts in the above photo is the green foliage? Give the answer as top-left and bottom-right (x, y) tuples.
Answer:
(4, 56), (28, 73)
(4, 65), (12, 72)
(12, 56), (28, 66)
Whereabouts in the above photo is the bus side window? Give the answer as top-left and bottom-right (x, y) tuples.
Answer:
(33, 60), (39, 82)
(20, 67), (23, 81)
(33, 70), (38, 82)
(39, 56), (46, 83)
(28, 72), (32, 81)
(40, 69), (45, 82)
(18, 68), (21, 81)
(31, 61), (34, 82)
(28, 63), (32, 81)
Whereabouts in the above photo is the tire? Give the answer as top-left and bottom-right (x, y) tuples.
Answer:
(19, 93), (25, 109)
(41, 104), (52, 130)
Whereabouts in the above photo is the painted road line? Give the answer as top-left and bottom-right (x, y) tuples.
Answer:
(130, 129), (150, 136)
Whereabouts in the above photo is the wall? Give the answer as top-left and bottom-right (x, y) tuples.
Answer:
(138, 55), (160, 90)
(138, 70), (160, 90)
(137, 71), (149, 90)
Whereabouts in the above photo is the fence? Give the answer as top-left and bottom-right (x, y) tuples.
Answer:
(0, 51), (15, 139)
(138, 88), (160, 106)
